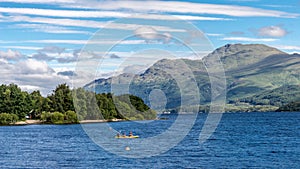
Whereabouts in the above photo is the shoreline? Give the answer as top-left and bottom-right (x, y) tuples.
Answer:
(11, 118), (127, 126)
(6, 111), (299, 126)
(79, 119), (126, 123)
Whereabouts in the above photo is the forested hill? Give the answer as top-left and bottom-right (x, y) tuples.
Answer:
(0, 83), (156, 125)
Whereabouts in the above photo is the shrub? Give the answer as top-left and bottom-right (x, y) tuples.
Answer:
(64, 110), (79, 123)
(0, 113), (19, 125)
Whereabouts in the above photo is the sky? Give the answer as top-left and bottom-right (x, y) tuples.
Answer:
(0, 0), (300, 95)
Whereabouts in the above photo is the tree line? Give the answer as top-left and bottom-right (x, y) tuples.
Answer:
(0, 83), (156, 125)
(277, 101), (300, 112)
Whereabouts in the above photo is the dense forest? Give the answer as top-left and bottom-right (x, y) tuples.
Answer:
(277, 102), (300, 112)
(0, 83), (156, 125)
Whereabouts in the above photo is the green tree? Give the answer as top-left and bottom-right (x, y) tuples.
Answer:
(73, 88), (88, 120)
(49, 84), (74, 113)
(0, 84), (30, 119)
(64, 110), (79, 123)
(29, 90), (44, 119)
(50, 112), (64, 124)
(40, 111), (52, 123)
(0, 113), (19, 125)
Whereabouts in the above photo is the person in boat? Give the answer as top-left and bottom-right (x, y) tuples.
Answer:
(129, 131), (133, 137)
(116, 132), (120, 138)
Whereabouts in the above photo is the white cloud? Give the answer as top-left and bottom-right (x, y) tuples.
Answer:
(134, 26), (173, 43)
(10, 15), (105, 29)
(172, 15), (232, 21)
(0, 1), (298, 18)
(31, 50), (78, 63)
(257, 25), (288, 37)
(8, 15), (185, 32)
(134, 26), (159, 40)
(1, 46), (41, 50)
(27, 39), (146, 45)
(0, 57), (73, 95)
(0, 49), (23, 60)
(0, 40), (19, 44)
(0, 7), (232, 22)
(0, 48), (84, 95)
(263, 5), (293, 8)
(222, 36), (278, 42)
(17, 59), (54, 74)
(0, 0), (74, 4)
(31, 49), (105, 63)
(272, 45), (300, 52)
(27, 39), (87, 45)
(0, 7), (132, 18)
(67, 1), (299, 18)
(206, 33), (224, 37)
(38, 46), (65, 54)
(2, 60), (92, 96)
(16, 23), (92, 34)
(18, 84), (41, 91)
(228, 0), (259, 2)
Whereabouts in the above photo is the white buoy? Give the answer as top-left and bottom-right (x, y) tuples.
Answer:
(125, 146), (130, 151)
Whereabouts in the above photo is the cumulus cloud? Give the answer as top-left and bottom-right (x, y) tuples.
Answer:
(73, 49), (97, 61)
(31, 49), (82, 63)
(16, 59), (55, 74)
(38, 46), (65, 54)
(0, 58), (72, 95)
(257, 25), (288, 37)
(134, 26), (172, 43)
(110, 53), (121, 59)
(0, 49), (23, 61)
(0, 49), (79, 95)
(32, 52), (54, 61)
(57, 56), (78, 63)
(57, 70), (77, 77)
(134, 27), (159, 40)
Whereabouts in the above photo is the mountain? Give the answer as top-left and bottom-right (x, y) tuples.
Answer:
(85, 44), (300, 111)
(206, 44), (285, 70)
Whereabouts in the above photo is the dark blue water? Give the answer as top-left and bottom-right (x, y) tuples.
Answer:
(0, 112), (299, 168)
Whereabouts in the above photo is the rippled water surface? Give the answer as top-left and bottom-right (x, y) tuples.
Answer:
(0, 112), (299, 168)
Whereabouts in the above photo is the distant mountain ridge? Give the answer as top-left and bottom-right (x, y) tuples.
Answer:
(85, 44), (300, 111)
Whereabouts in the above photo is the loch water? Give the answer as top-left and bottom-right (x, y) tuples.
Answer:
(0, 112), (299, 168)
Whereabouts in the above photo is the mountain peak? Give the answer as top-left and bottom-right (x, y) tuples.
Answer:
(211, 43), (285, 56)
(205, 44), (286, 70)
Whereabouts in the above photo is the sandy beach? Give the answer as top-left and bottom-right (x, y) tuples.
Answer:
(14, 120), (42, 125)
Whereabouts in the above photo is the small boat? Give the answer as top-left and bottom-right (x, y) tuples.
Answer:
(115, 135), (139, 139)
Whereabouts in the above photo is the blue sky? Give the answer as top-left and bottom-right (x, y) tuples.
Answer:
(0, 0), (299, 95)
